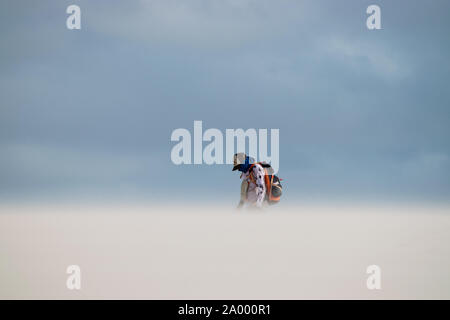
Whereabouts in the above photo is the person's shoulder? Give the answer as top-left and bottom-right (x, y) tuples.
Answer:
(253, 163), (264, 171)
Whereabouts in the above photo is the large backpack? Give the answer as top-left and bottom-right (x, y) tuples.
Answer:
(248, 162), (283, 205)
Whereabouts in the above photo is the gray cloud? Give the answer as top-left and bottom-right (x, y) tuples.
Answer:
(1, 0), (450, 203)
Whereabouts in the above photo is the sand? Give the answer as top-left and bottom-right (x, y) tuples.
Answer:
(1, 204), (449, 299)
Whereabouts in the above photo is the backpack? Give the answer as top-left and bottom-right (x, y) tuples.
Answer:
(248, 162), (283, 205)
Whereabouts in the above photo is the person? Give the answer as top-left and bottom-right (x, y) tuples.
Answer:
(232, 153), (266, 209)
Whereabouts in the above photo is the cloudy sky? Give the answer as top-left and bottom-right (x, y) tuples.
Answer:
(1, 0), (450, 204)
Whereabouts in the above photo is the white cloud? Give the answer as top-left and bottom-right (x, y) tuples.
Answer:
(89, 0), (308, 49)
(323, 36), (412, 80)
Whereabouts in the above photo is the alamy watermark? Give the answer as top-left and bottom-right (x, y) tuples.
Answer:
(170, 121), (280, 173)
(66, 265), (81, 290)
(65, 4), (380, 31)
(366, 265), (381, 290)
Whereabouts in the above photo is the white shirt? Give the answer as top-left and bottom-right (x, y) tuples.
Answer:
(240, 163), (266, 207)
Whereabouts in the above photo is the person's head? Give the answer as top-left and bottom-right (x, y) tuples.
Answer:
(232, 153), (253, 172)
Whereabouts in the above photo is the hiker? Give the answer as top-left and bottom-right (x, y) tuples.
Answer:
(233, 153), (283, 209)
(232, 153), (267, 208)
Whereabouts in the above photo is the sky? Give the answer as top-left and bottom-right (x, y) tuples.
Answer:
(1, 0), (450, 204)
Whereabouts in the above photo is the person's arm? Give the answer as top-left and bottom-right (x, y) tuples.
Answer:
(237, 180), (248, 208)
(253, 165), (266, 207)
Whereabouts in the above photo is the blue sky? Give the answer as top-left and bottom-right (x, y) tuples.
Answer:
(1, 0), (450, 204)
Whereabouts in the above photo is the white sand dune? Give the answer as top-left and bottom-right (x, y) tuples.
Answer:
(1, 204), (449, 299)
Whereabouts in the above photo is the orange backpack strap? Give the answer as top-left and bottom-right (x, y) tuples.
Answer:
(264, 169), (271, 197)
(248, 163), (256, 184)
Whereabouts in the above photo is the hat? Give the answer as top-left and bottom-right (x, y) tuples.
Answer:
(232, 153), (255, 171)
